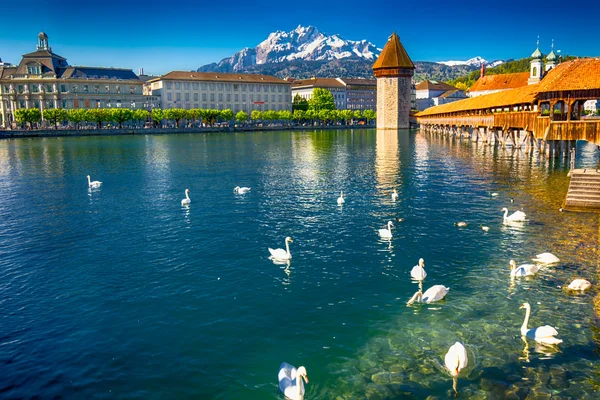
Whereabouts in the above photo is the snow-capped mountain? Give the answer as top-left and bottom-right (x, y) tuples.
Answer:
(437, 56), (504, 68)
(198, 25), (381, 73)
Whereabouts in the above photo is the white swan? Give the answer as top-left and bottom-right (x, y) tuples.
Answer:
(567, 278), (592, 291)
(391, 189), (398, 201)
(445, 341), (468, 394)
(410, 258), (427, 281)
(532, 252), (560, 264)
(510, 260), (539, 277)
(491, 192), (499, 197)
(234, 186), (251, 194)
(520, 302), (562, 345)
(181, 189), (191, 206)
(278, 363), (308, 400)
(454, 221), (468, 227)
(87, 175), (102, 189)
(445, 342), (468, 377)
(502, 207), (527, 222)
(378, 221), (394, 239)
(407, 285), (449, 305)
(337, 191), (345, 205)
(481, 225), (490, 232)
(269, 237), (293, 261)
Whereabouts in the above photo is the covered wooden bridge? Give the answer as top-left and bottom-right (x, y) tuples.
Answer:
(416, 58), (600, 158)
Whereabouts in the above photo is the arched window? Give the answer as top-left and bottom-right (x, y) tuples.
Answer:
(532, 67), (537, 77)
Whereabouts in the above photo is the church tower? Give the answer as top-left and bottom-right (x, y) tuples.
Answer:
(546, 40), (557, 71)
(37, 32), (50, 51)
(372, 32), (415, 130)
(528, 38), (544, 85)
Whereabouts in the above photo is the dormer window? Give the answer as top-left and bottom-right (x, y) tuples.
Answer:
(27, 63), (42, 75)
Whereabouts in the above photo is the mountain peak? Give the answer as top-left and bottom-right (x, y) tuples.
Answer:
(198, 26), (380, 73)
(437, 56), (504, 68)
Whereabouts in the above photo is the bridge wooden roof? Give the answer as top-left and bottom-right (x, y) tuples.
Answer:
(468, 72), (529, 93)
(417, 58), (600, 117)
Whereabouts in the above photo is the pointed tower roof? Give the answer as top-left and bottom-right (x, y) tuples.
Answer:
(531, 37), (543, 59)
(373, 32), (415, 71)
(547, 39), (557, 61)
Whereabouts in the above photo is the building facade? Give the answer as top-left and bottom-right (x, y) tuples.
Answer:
(0, 32), (146, 128)
(147, 71), (292, 113)
(415, 80), (466, 110)
(336, 78), (376, 111)
(372, 32), (415, 130)
(291, 78), (347, 110)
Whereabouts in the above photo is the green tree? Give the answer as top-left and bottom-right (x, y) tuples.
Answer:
(151, 108), (164, 128)
(43, 108), (68, 129)
(163, 108), (186, 128)
(220, 109), (234, 123)
(110, 108), (134, 129)
(88, 108), (111, 129)
(67, 109), (88, 129)
(340, 110), (354, 125)
(133, 109), (150, 126)
(308, 88), (336, 111)
(292, 94), (309, 111)
(24, 108), (42, 128)
(293, 109), (305, 123)
(235, 110), (249, 123)
(262, 110), (277, 122)
(203, 109), (220, 126)
(279, 110), (292, 126)
(363, 109), (376, 124)
(251, 110), (262, 123)
(305, 109), (318, 124)
(318, 109), (331, 123)
(353, 110), (362, 121)
(14, 109), (29, 128)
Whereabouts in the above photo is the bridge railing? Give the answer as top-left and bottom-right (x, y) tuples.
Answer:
(546, 120), (600, 144)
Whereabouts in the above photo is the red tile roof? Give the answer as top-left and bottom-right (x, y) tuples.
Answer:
(372, 32), (414, 70)
(415, 80), (457, 91)
(468, 72), (529, 93)
(535, 57), (600, 92)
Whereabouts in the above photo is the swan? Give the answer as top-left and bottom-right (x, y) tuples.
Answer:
(445, 342), (468, 377)
(510, 260), (539, 277)
(410, 258), (427, 281)
(181, 189), (191, 206)
(454, 222), (468, 227)
(87, 175), (102, 189)
(278, 363), (308, 400)
(481, 225), (490, 232)
(234, 186), (251, 194)
(337, 191), (345, 205)
(407, 285), (449, 305)
(532, 252), (560, 264)
(491, 192), (499, 197)
(391, 189), (398, 201)
(378, 221), (394, 239)
(269, 237), (293, 261)
(520, 302), (562, 345)
(567, 278), (592, 291)
(502, 207), (527, 222)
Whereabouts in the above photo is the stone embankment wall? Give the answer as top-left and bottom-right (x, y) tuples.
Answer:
(0, 124), (375, 139)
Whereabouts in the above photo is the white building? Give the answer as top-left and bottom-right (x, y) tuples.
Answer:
(0, 32), (146, 128)
(415, 80), (465, 111)
(147, 71), (292, 113)
(584, 100), (599, 114)
(336, 78), (376, 111)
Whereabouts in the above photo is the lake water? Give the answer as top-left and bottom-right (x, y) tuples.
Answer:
(0, 130), (598, 399)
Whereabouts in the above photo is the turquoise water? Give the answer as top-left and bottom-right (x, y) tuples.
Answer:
(0, 130), (598, 399)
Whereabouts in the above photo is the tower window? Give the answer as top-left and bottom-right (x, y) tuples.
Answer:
(532, 67), (537, 77)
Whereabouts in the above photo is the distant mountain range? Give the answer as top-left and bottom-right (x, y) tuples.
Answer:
(437, 56), (504, 68)
(197, 26), (504, 82)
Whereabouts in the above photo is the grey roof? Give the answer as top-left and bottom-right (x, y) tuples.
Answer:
(59, 67), (140, 80)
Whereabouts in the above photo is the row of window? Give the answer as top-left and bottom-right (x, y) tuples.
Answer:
(14, 99), (138, 109)
(164, 81), (289, 93)
(2, 84), (140, 95)
(166, 92), (290, 103)
(165, 103), (287, 112)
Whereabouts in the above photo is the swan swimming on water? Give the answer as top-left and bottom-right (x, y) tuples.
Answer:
(391, 189), (398, 201)
(269, 237), (293, 261)
(567, 278), (592, 291)
(337, 191), (345, 205)
(410, 258), (427, 281)
(444, 342), (468, 394)
(532, 252), (560, 264)
(406, 285), (449, 305)
(87, 175), (102, 189)
(454, 221), (468, 227)
(181, 189), (191, 206)
(502, 207), (527, 222)
(234, 186), (251, 194)
(520, 302), (562, 345)
(278, 363), (308, 400)
(510, 260), (539, 277)
(378, 221), (394, 239)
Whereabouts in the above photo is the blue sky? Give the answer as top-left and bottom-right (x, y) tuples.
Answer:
(0, 0), (598, 75)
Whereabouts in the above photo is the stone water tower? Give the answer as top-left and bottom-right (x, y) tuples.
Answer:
(372, 32), (415, 130)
